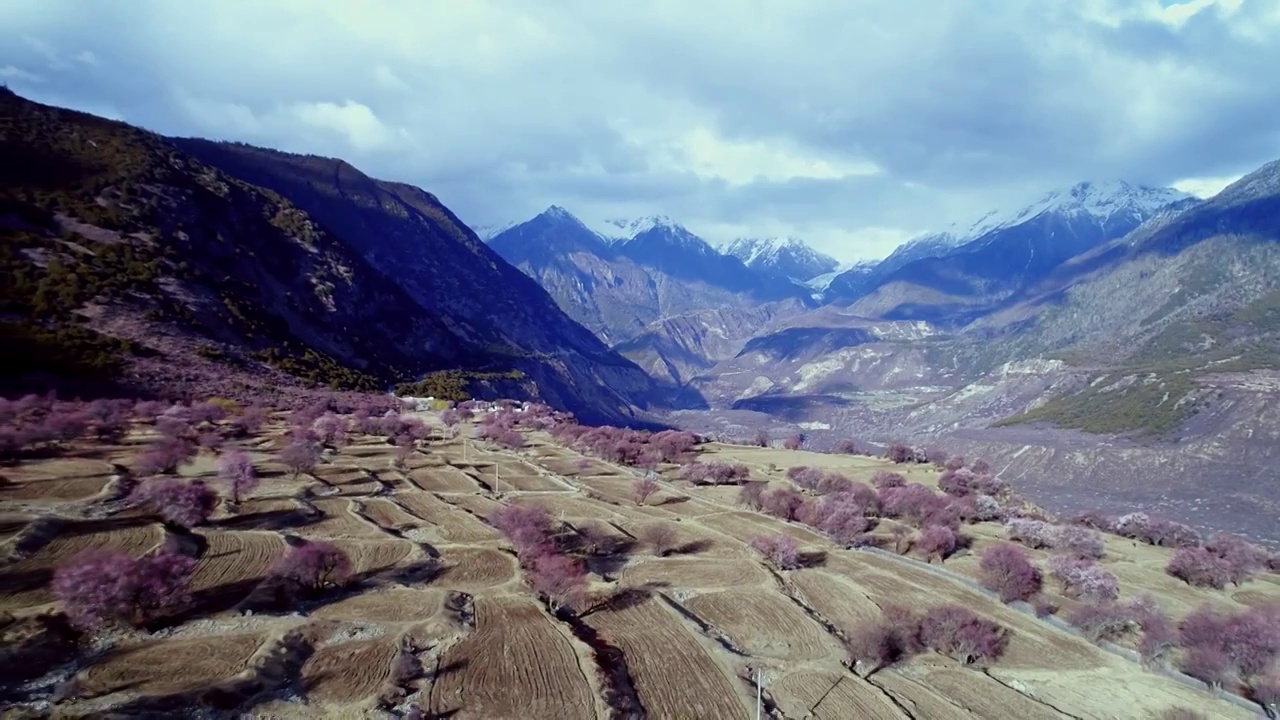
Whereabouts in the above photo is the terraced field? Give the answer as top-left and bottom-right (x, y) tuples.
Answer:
(1, 410), (1274, 719)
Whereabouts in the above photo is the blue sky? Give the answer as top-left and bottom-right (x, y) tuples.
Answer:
(2, 0), (1278, 261)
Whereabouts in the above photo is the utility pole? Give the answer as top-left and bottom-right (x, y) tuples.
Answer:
(755, 668), (762, 720)
(747, 666), (757, 712)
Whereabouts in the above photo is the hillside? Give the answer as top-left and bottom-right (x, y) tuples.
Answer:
(0, 90), (680, 424)
(0, 400), (1274, 717)
(488, 208), (808, 344)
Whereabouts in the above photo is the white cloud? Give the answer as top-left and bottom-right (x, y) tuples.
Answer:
(0, 64), (43, 82)
(0, 0), (1277, 262)
(287, 100), (391, 151)
(372, 64), (409, 92)
(1171, 174), (1243, 198)
(666, 126), (880, 185)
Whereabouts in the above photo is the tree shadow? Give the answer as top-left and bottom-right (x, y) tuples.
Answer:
(655, 495), (690, 507)
(213, 507), (322, 532)
(668, 539), (713, 556)
(576, 582), (670, 619)
(0, 565), (52, 598)
(797, 550), (828, 569)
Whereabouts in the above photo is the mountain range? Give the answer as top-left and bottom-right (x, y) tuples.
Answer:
(3, 87), (1278, 540)
(485, 207), (812, 344)
(477, 162), (1280, 541)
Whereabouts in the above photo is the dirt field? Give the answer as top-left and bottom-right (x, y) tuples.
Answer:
(428, 596), (599, 719)
(1, 412), (1273, 718)
(78, 632), (265, 697)
(301, 636), (398, 705)
(585, 595), (750, 719)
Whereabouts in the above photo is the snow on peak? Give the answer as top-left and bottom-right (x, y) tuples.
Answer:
(726, 236), (823, 265)
(612, 214), (683, 237)
(950, 180), (1191, 241)
(901, 180), (1192, 256)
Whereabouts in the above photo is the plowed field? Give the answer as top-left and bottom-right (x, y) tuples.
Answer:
(429, 596), (597, 719)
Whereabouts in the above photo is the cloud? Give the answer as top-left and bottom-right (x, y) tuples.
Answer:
(1171, 174), (1244, 198)
(0, 0), (1277, 262)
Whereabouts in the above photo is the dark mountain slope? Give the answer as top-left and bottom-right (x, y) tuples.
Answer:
(0, 90), (680, 423)
(0, 88), (460, 398)
(167, 139), (696, 423)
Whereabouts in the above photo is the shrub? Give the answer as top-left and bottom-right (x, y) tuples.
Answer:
(280, 438), (322, 479)
(1167, 547), (1233, 589)
(632, 475), (659, 505)
(1138, 610), (1178, 667)
(1178, 604), (1280, 683)
(1055, 525), (1106, 559)
(817, 508), (872, 546)
(782, 434), (803, 451)
(190, 401), (226, 426)
(230, 405), (267, 437)
(680, 462), (749, 486)
(272, 540), (352, 597)
(1181, 647), (1232, 689)
(752, 429), (770, 447)
(1071, 509), (1114, 531)
(1068, 600), (1143, 642)
(650, 430), (697, 463)
(490, 504), (554, 558)
(311, 413), (349, 449)
(217, 450), (258, 505)
(890, 524), (912, 554)
(871, 470), (905, 490)
(52, 547), (194, 632)
(916, 525), (959, 563)
(979, 543), (1041, 603)
(760, 488), (804, 521)
(1145, 518), (1202, 548)
(637, 522), (678, 557)
(880, 483), (949, 528)
(1005, 518), (1056, 549)
(970, 458), (992, 475)
(1112, 512), (1151, 540)
(886, 442), (914, 463)
(1251, 674), (1279, 718)
(133, 436), (197, 476)
(1205, 533), (1268, 586)
(130, 478), (218, 528)
(720, 475), (758, 506)
(1048, 555), (1119, 601)
(943, 455), (965, 471)
(528, 552), (586, 612)
(835, 438), (859, 454)
(749, 534), (800, 570)
(919, 605), (1008, 666)
(937, 468), (977, 497)
(846, 609), (922, 676)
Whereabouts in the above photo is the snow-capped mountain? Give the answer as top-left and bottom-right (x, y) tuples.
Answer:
(724, 236), (839, 282)
(485, 206), (809, 343)
(875, 181), (1192, 278)
(824, 179), (1194, 312)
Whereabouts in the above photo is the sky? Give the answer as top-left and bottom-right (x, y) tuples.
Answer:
(2, 0), (1278, 262)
